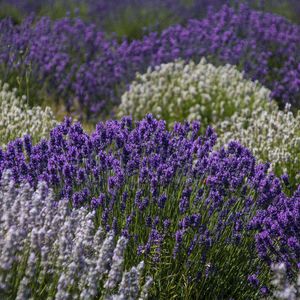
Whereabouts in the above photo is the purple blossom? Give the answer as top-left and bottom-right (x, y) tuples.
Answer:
(173, 229), (184, 258)
(157, 193), (167, 209)
(248, 274), (259, 287)
(250, 188), (300, 273)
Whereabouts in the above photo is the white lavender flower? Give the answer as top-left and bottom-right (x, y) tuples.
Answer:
(271, 263), (300, 300)
(80, 231), (116, 299)
(0, 171), (151, 299)
(117, 261), (145, 300)
(118, 58), (271, 127)
(219, 103), (300, 185)
(139, 276), (153, 300)
(104, 236), (128, 290)
(0, 81), (57, 147)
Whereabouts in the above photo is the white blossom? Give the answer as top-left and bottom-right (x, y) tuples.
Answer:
(271, 263), (300, 300)
(104, 236), (128, 290)
(118, 58), (271, 128)
(0, 81), (57, 147)
(219, 103), (300, 184)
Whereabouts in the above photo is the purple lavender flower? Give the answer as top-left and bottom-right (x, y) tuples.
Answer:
(157, 193), (167, 209)
(248, 274), (259, 287)
(173, 229), (184, 258)
(250, 187), (300, 273)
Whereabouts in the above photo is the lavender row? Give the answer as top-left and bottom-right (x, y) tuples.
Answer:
(0, 16), (119, 117)
(1, 5), (299, 118)
(0, 115), (298, 298)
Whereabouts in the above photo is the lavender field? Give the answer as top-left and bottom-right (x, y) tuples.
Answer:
(0, 1), (299, 299)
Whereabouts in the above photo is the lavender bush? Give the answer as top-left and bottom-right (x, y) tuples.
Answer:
(118, 58), (271, 126)
(0, 115), (297, 298)
(0, 0), (228, 42)
(114, 4), (300, 110)
(249, 184), (300, 275)
(1, 5), (299, 118)
(0, 170), (152, 299)
(0, 81), (57, 147)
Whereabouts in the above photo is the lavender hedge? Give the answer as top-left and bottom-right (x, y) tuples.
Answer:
(0, 115), (298, 298)
(0, 5), (299, 119)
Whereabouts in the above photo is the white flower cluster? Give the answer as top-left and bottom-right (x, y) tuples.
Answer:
(0, 171), (152, 300)
(118, 58), (271, 127)
(271, 263), (300, 300)
(0, 81), (57, 147)
(219, 104), (300, 185)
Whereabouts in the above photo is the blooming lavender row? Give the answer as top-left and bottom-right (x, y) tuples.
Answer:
(87, 0), (226, 39)
(0, 0), (217, 29)
(1, 115), (298, 297)
(0, 5), (299, 118)
(0, 171), (152, 300)
(0, 81), (57, 147)
(115, 4), (300, 109)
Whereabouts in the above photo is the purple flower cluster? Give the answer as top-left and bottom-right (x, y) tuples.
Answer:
(0, 115), (218, 203)
(0, 16), (119, 116)
(1, 5), (299, 117)
(250, 185), (300, 273)
(0, 115), (296, 297)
